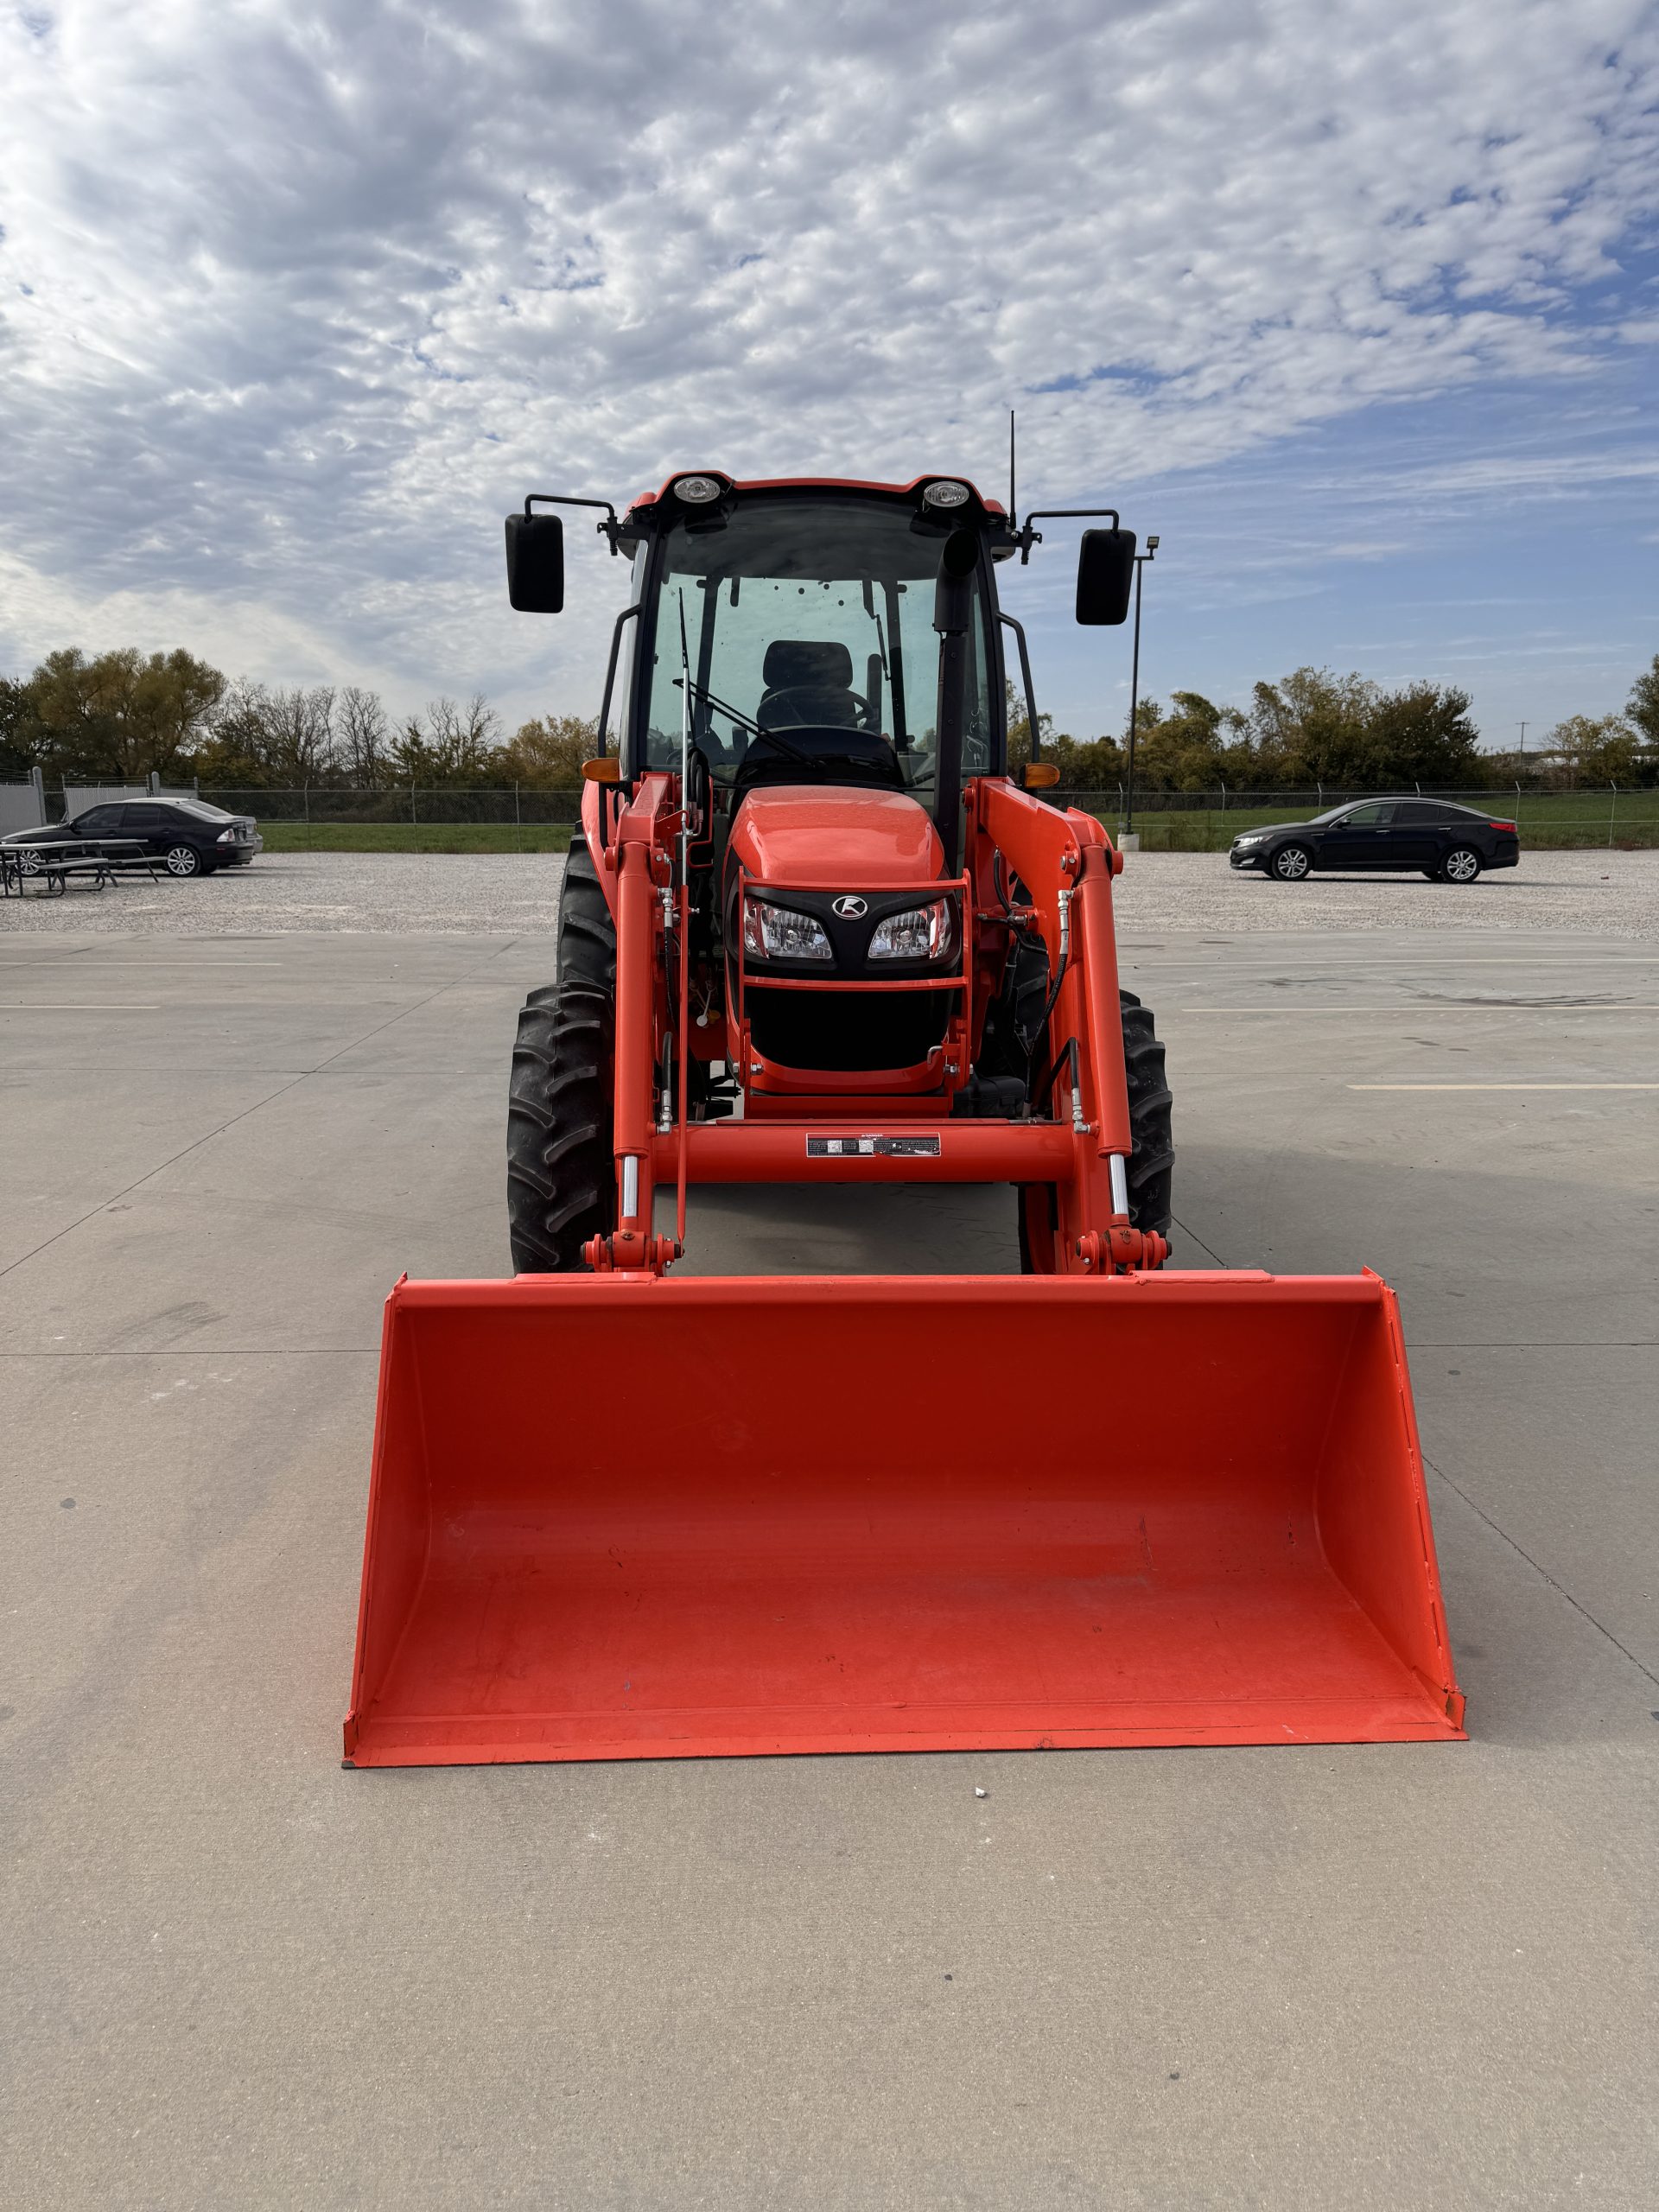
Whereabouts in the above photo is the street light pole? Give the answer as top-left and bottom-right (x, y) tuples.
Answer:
(1125, 535), (1158, 837)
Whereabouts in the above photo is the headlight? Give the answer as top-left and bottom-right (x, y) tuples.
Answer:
(868, 899), (957, 961)
(1234, 832), (1263, 847)
(743, 898), (832, 962)
(922, 480), (970, 509)
(672, 474), (722, 504)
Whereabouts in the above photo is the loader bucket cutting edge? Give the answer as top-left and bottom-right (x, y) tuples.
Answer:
(343, 1273), (1463, 1767)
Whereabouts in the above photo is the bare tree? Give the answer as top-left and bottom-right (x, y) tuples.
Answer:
(264, 685), (339, 783)
(338, 686), (391, 787)
(394, 693), (501, 785)
(200, 681), (338, 785)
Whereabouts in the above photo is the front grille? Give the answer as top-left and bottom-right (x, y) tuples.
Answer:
(747, 988), (953, 1072)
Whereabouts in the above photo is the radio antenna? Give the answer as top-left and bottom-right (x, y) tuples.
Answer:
(1008, 409), (1016, 524)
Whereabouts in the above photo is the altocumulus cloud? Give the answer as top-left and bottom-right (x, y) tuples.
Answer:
(1, 0), (1656, 717)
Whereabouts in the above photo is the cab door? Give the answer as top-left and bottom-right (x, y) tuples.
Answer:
(1320, 801), (1397, 868)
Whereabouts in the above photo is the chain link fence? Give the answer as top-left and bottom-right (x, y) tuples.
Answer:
(21, 779), (1629, 851)
(198, 785), (585, 825)
(1059, 785), (1656, 850)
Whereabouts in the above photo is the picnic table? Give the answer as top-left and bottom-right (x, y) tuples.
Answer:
(0, 838), (162, 898)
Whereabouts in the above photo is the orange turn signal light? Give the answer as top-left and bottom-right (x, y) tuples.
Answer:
(582, 757), (621, 784)
(1022, 761), (1061, 790)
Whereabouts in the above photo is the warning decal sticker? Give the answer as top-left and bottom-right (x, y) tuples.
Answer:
(805, 1135), (944, 1159)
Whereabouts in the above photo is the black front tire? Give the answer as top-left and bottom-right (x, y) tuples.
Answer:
(506, 840), (619, 1273)
(1018, 990), (1173, 1271)
(1120, 989), (1173, 1243)
(1271, 843), (1312, 881)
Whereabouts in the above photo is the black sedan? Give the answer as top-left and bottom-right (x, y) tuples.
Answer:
(3, 798), (262, 878)
(1229, 799), (1519, 884)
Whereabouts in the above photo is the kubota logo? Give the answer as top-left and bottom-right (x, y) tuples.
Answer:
(831, 895), (868, 918)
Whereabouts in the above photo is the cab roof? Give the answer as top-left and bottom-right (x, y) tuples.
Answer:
(623, 473), (1007, 523)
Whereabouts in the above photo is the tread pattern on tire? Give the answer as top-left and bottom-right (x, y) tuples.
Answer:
(1016, 988), (1174, 1270)
(506, 841), (619, 1273)
(1118, 989), (1173, 1242)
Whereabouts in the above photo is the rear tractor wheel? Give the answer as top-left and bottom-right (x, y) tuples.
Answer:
(506, 839), (618, 1273)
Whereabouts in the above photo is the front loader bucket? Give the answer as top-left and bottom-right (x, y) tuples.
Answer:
(344, 1273), (1463, 1766)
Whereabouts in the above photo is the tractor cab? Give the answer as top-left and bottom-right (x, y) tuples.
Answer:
(617, 474), (1007, 834)
(508, 473), (1076, 1103)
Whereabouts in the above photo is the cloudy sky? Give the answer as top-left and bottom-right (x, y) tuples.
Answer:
(3, 0), (1657, 747)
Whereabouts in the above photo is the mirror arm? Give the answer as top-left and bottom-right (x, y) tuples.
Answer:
(999, 613), (1039, 762)
(1014, 505), (1122, 565)
(594, 605), (641, 760)
(526, 492), (625, 556)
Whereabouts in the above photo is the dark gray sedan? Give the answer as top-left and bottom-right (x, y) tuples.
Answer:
(1229, 799), (1520, 884)
(3, 798), (262, 878)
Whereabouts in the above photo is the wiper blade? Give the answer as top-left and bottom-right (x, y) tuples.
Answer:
(671, 677), (817, 766)
(671, 675), (762, 738)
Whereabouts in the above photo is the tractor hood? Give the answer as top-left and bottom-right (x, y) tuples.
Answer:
(728, 786), (946, 887)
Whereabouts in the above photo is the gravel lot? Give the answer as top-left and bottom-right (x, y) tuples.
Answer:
(3, 844), (1657, 938)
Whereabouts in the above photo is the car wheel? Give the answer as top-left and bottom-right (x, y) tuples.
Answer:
(1271, 843), (1312, 881)
(17, 847), (45, 874)
(1440, 846), (1482, 884)
(164, 844), (203, 877)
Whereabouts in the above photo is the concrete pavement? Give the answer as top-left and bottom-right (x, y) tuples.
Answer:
(2, 918), (1655, 2208)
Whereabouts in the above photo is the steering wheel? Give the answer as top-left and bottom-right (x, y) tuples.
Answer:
(761, 684), (879, 731)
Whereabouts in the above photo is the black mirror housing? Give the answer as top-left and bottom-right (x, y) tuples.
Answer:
(1076, 528), (1135, 626)
(505, 512), (565, 613)
(933, 527), (979, 632)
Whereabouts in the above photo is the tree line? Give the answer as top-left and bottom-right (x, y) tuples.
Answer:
(3, 643), (1657, 793)
(1010, 661), (1659, 791)
(0, 648), (597, 791)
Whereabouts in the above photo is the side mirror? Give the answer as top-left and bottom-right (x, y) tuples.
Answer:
(1076, 528), (1135, 626)
(505, 512), (564, 613)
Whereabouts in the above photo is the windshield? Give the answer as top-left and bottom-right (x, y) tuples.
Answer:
(175, 799), (236, 822)
(638, 495), (995, 791)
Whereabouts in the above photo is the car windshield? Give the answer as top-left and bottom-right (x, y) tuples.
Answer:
(174, 799), (236, 823)
(638, 494), (995, 792)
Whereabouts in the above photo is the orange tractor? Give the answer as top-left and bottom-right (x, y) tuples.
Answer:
(344, 468), (1463, 1766)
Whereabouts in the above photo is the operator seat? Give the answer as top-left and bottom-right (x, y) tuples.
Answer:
(756, 639), (861, 729)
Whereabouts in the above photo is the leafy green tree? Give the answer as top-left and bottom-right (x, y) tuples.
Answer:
(0, 673), (48, 776)
(491, 712), (598, 789)
(1541, 714), (1643, 789)
(1361, 680), (1483, 785)
(1131, 691), (1251, 791)
(28, 646), (226, 782)
(1243, 667), (1480, 788)
(1625, 655), (1659, 775)
(1247, 668), (1375, 785)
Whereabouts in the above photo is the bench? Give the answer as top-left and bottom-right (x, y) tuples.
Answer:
(2, 839), (161, 896)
